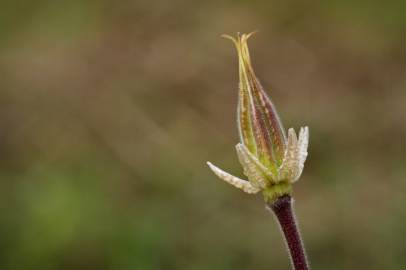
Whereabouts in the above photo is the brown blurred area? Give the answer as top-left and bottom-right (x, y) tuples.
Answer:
(1, 0), (406, 269)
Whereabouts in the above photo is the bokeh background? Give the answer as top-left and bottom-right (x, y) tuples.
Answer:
(1, 0), (406, 269)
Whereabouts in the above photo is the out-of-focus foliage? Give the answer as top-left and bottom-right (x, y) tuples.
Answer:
(1, 0), (406, 269)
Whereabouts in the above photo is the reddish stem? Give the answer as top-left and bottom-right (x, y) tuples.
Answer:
(267, 195), (310, 270)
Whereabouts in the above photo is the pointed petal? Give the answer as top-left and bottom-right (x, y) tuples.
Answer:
(235, 143), (274, 188)
(240, 36), (287, 163)
(226, 33), (286, 168)
(237, 34), (278, 167)
(206, 162), (261, 194)
(237, 79), (257, 155)
(236, 38), (258, 155)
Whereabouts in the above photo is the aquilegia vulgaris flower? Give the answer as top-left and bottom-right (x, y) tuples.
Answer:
(207, 32), (309, 203)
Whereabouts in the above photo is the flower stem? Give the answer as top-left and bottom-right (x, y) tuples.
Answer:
(267, 195), (310, 270)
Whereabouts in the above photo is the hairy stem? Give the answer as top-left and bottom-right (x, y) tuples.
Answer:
(267, 195), (310, 270)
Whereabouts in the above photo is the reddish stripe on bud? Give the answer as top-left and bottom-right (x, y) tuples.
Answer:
(223, 33), (287, 169)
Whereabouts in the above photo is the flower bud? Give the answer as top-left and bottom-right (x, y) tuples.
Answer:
(207, 33), (309, 202)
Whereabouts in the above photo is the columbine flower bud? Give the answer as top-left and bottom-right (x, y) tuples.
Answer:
(207, 33), (309, 203)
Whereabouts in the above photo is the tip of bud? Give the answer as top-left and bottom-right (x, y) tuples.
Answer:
(221, 31), (259, 47)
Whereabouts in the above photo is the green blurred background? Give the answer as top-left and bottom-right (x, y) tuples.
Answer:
(1, 0), (406, 269)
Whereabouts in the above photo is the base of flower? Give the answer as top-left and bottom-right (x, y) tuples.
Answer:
(262, 181), (292, 203)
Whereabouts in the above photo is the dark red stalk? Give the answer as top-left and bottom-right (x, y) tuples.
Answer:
(267, 195), (310, 270)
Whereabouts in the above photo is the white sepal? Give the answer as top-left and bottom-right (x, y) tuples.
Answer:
(293, 126), (309, 182)
(279, 127), (309, 182)
(235, 143), (274, 188)
(206, 162), (261, 194)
